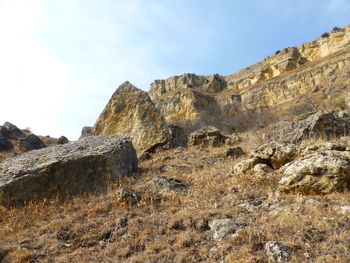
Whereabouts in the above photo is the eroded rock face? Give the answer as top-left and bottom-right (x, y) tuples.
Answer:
(189, 126), (228, 148)
(92, 81), (170, 156)
(272, 111), (350, 143)
(279, 146), (350, 194)
(0, 135), (137, 206)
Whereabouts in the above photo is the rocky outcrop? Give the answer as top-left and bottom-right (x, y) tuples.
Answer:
(93, 82), (170, 156)
(80, 126), (93, 139)
(270, 111), (350, 143)
(0, 135), (137, 206)
(279, 144), (350, 194)
(149, 73), (226, 100)
(230, 142), (297, 175)
(188, 126), (228, 148)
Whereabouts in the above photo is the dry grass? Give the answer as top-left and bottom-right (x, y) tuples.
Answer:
(1, 141), (350, 262)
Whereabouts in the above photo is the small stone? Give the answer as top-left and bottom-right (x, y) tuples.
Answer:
(138, 151), (151, 162)
(145, 175), (188, 195)
(225, 147), (245, 158)
(253, 163), (273, 176)
(115, 189), (139, 206)
(340, 205), (350, 214)
(209, 218), (239, 240)
(265, 241), (290, 262)
(230, 157), (261, 175)
(117, 217), (128, 228)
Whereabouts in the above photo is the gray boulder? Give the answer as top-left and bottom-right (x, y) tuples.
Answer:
(0, 135), (137, 206)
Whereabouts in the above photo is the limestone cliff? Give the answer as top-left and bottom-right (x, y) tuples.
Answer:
(149, 24), (350, 128)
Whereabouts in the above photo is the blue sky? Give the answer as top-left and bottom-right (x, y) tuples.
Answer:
(0, 0), (349, 139)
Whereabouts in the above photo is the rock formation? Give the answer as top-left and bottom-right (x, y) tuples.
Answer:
(0, 135), (137, 206)
(93, 81), (170, 156)
(148, 25), (350, 130)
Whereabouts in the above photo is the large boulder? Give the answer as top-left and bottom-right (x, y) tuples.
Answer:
(18, 134), (46, 152)
(279, 146), (350, 194)
(92, 82), (170, 156)
(0, 135), (137, 206)
(189, 126), (228, 148)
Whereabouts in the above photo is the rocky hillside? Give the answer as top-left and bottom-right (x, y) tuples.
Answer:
(149, 25), (350, 133)
(1, 25), (350, 262)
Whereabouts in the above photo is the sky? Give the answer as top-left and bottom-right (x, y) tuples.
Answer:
(0, 0), (349, 140)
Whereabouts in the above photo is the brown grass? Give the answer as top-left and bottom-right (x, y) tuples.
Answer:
(1, 140), (350, 262)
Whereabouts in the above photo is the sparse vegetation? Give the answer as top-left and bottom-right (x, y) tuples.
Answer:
(321, 32), (330, 38)
(2, 138), (350, 262)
